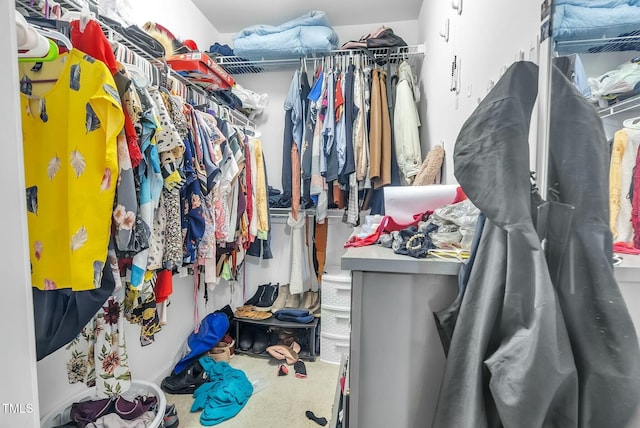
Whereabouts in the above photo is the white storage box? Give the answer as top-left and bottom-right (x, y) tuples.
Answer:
(321, 271), (352, 308)
(320, 331), (350, 364)
(40, 380), (166, 428)
(321, 304), (351, 337)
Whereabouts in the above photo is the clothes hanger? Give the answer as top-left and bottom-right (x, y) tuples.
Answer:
(623, 117), (640, 129)
(60, 1), (95, 32)
(16, 11), (43, 51)
(18, 39), (59, 63)
(16, 11), (58, 62)
(33, 26), (72, 51)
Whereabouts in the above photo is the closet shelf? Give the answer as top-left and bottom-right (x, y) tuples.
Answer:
(213, 45), (426, 74)
(555, 33), (640, 55)
(598, 93), (640, 119)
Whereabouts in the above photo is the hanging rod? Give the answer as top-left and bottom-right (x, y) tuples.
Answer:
(214, 44), (425, 74)
(269, 207), (347, 219)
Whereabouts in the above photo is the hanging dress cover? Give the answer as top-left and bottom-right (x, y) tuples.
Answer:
(433, 62), (577, 427)
(433, 61), (640, 427)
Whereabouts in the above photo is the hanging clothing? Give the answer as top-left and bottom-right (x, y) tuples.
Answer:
(112, 64), (139, 255)
(20, 49), (123, 291)
(335, 71), (346, 176)
(309, 69), (329, 222)
(633, 142), (640, 248)
(162, 190), (183, 269)
(301, 70), (314, 208)
(609, 130), (627, 240)
(33, 260), (116, 361)
(546, 63), (640, 428)
(149, 88), (186, 193)
(288, 212), (306, 295)
(130, 111), (162, 287)
(246, 139), (272, 259)
(280, 70), (302, 207)
(433, 61), (578, 428)
(393, 61), (421, 185)
(434, 61), (640, 428)
(340, 64), (356, 185)
(375, 68), (392, 189)
(322, 70), (337, 182)
(66, 292), (132, 398)
(69, 20), (118, 76)
(369, 69), (382, 184)
(614, 128), (640, 243)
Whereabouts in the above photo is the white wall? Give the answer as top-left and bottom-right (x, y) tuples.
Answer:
(0, 5), (40, 427)
(418, 0), (541, 183)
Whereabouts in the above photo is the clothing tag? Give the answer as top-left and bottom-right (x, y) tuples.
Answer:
(30, 62), (43, 72)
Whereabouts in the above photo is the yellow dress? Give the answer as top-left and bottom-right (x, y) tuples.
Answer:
(19, 49), (123, 291)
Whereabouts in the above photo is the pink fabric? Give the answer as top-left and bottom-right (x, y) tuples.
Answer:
(632, 146), (640, 248)
(614, 242), (640, 255)
(344, 216), (389, 248)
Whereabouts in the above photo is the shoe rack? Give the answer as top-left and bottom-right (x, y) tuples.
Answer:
(233, 316), (319, 361)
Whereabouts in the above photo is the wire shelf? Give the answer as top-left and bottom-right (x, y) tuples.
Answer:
(598, 93), (640, 119)
(213, 45), (425, 74)
(555, 33), (640, 55)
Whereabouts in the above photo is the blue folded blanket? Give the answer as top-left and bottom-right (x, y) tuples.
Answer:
(554, 1), (640, 43)
(233, 11), (339, 60)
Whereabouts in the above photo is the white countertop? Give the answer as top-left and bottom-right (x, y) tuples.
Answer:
(342, 245), (640, 281)
(341, 245), (462, 275)
(615, 254), (640, 282)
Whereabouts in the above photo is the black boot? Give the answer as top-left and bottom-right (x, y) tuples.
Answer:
(245, 283), (270, 306)
(255, 283), (279, 311)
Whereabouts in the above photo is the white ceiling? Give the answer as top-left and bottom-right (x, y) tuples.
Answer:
(191, 0), (423, 34)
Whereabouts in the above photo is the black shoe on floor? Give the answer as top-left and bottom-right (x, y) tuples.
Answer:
(163, 403), (179, 427)
(161, 361), (208, 394)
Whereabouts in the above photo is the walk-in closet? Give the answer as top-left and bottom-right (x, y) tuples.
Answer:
(3, 0), (640, 427)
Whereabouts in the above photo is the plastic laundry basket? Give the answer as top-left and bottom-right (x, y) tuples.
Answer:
(40, 380), (166, 428)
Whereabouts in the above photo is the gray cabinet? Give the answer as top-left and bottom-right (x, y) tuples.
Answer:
(340, 245), (640, 428)
(341, 246), (460, 428)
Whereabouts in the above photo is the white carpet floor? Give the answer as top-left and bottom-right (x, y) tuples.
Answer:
(165, 354), (340, 427)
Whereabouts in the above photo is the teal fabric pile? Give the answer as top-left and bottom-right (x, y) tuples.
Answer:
(191, 356), (253, 425)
